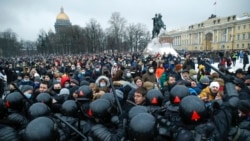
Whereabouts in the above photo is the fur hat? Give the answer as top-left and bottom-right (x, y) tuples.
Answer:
(143, 81), (154, 91)
(175, 64), (182, 71)
(214, 78), (225, 87)
(95, 75), (110, 87)
(211, 72), (219, 79)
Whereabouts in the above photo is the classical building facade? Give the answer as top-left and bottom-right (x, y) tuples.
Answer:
(54, 7), (72, 33)
(167, 13), (250, 51)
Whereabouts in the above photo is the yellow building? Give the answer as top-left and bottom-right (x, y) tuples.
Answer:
(167, 13), (250, 51)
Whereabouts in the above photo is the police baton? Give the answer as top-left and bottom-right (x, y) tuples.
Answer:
(109, 78), (123, 116)
(53, 114), (87, 140)
(203, 61), (234, 82)
(11, 83), (33, 105)
(126, 99), (136, 106)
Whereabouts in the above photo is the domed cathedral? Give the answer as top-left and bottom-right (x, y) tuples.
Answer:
(54, 7), (72, 33)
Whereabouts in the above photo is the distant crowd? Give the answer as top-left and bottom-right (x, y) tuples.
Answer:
(0, 50), (249, 141)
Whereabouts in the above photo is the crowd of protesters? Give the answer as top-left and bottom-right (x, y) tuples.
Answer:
(0, 49), (249, 141)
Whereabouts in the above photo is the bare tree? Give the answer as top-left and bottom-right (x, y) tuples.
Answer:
(84, 19), (105, 53)
(0, 29), (20, 57)
(107, 12), (127, 52)
(36, 29), (48, 55)
(125, 23), (150, 52)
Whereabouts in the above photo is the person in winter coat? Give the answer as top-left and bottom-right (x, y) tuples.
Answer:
(155, 62), (165, 81)
(198, 81), (221, 103)
(95, 75), (110, 93)
(243, 51), (249, 71)
(142, 65), (157, 84)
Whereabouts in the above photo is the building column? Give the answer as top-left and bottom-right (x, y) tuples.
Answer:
(201, 32), (203, 44)
(226, 28), (228, 42)
(180, 36), (182, 46)
(174, 36), (177, 46)
(217, 30), (218, 43)
(198, 33), (199, 44)
(189, 34), (192, 45)
(212, 30), (214, 42)
(231, 27), (234, 41)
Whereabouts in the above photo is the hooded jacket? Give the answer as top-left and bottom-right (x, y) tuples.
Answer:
(95, 75), (110, 87)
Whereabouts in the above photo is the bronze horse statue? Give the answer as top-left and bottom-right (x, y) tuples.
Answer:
(152, 14), (166, 39)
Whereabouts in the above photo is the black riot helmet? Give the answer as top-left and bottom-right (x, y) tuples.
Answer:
(129, 113), (156, 141)
(128, 105), (148, 120)
(0, 98), (7, 118)
(4, 91), (24, 111)
(99, 93), (119, 116)
(28, 102), (51, 119)
(179, 95), (208, 124)
(75, 85), (93, 100)
(89, 99), (112, 119)
(23, 117), (58, 141)
(100, 93), (115, 104)
(36, 93), (52, 107)
(146, 89), (163, 106)
(0, 125), (20, 141)
(170, 85), (190, 105)
(61, 100), (78, 116)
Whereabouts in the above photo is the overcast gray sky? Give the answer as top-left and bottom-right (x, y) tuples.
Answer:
(0, 0), (249, 41)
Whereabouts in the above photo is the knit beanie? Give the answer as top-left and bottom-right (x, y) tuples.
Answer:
(20, 85), (33, 93)
(70, 79), (79, 86)
(189, 69), (197, 77)
(59, 88), (70, 95)
(199, 76), (210, 84)
(209, 81), (220, 88)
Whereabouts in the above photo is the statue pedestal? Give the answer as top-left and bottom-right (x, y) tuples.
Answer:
(143, 36), (178, 57)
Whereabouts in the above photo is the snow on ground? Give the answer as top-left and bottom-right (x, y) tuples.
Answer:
(201, 56), (250, 74)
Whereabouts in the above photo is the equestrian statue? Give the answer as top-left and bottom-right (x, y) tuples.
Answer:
(152, 13), (166, 39)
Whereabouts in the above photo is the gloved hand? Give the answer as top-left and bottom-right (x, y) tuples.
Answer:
(194, 122), (215, 139)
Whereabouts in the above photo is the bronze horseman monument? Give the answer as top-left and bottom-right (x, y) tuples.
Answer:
(143, 13), (178, 57)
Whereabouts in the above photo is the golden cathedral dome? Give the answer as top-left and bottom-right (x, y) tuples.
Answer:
(56, 7), (69, 20)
